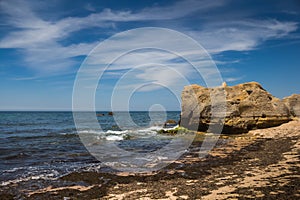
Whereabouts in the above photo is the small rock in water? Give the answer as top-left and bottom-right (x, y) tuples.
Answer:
(163, 119), (178, 128)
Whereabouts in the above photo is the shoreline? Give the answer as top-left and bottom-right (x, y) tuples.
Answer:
(1, 119), (300, 199)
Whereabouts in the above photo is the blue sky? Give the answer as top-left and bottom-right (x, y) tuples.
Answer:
(0, 0), (299, 111)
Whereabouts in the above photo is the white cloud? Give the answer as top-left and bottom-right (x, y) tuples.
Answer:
(0, 0), (226, 74)
(0, 0), (298, 80)
(187, 19), (298, 53)
(224, 77), (244, 83)
(134, 0), (226, 20)
(75, 27), (223, 102)
(21, 42), (98, 72)
(0, 0), (225, 48)
(11, 76), (38, 81)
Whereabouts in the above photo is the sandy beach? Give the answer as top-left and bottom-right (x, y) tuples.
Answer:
(1, 119), (299, 199)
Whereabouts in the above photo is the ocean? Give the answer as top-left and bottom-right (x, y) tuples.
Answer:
(0, 111), (182, 185)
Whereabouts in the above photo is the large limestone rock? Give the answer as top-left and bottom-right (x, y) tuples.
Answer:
(180, 82), (291, 134)
(283, 94), (300, 117)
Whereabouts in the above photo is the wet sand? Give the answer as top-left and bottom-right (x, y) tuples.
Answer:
(1, 119), (300, 199)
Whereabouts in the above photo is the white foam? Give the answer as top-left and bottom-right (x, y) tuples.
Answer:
(106, 135), (124, 141)
(106, 130), (128, 135)
(59, 132), (77, 135)
(2, 167), (22, 173)
(165, 125), (179, 130)
(78, 130), (103, 134)
(77, 125), (168, 141)
(1, 171), (58, 186)
(139, 126), (162, 132)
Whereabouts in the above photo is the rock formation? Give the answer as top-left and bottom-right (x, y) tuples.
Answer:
(283, 94), (300, 117)
(108, 112), (114, 116)
(180, 82), (292, 134)
(163, 119), (178, 128)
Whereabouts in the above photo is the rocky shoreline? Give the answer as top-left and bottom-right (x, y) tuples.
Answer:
(1, 119), (300, 199)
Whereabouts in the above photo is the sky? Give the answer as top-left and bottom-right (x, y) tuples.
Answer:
(0, 0), (300, 111)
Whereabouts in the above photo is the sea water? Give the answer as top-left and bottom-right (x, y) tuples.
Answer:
(0, 111), (181, 185)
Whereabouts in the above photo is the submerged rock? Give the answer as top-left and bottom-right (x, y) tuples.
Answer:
(283, 94), (300, 117)
(180, 82), (292, 134)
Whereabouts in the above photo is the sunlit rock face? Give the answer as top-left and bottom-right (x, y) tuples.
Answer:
(283, 94), (300, 118)
(180, 82), (292, 134)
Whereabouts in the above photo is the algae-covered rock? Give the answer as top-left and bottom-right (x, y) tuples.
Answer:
(157, 126), (190, 135)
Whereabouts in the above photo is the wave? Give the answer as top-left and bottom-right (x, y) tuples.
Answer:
(106, 135), (124, 141)
(3, 131), (78, 140)
(77, 125), (168, 141)
(106, 130), (128, 135)
(2, 125), (178, 141)
(0, 160), (106, 186)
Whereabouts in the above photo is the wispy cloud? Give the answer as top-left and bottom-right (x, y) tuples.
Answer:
(0, 0), (227, 74)
(224, 76), (245, 83)
(0, 0), (298, 83)
(76, 27), (225, 99)
(0, 0), (225, 48)
(11, 76), (38, 81)
(187, 19), (298, 53)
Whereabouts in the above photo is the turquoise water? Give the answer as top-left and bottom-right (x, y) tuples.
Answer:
(0, 111), (181, 184)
